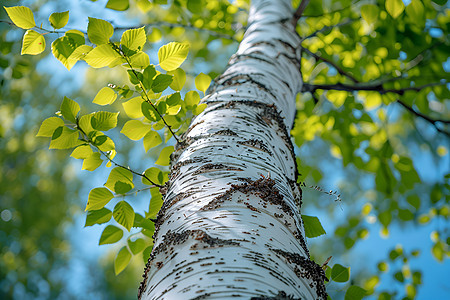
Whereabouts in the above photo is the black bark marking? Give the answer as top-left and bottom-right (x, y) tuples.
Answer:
(138, 229), (240, 299)
(271, 249), (328, 300)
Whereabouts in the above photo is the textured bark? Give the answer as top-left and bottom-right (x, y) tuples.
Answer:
(139, 0), (327, 298)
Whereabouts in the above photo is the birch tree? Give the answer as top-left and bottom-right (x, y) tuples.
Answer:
(138, 0), (328, 298)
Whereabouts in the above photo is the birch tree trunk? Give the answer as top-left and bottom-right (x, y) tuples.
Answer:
(139, 0), (327, 298)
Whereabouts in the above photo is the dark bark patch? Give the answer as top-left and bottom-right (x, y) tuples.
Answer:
(271, 249), (328, 300)
(237, 139), (273, 155)
(192, 163), (244, 175)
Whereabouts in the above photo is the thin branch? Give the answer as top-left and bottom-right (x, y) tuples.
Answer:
(292, 0), (311, 26)
(301, 47), (360, 83)
(300, 19), (357, 42)
(302, 0), (362, 18)
(302, 81), (448, 98)
(396, 99), (450, 137)
(303, 81), (450, 136)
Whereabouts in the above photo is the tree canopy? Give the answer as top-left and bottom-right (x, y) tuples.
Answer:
(0, 0), (448, 299)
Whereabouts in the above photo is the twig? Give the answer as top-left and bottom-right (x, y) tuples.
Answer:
(302, 81), (450, 136)
(300, 19), (357, 42)
(301, 47), (360, 83)
(292, 0), (311, 26)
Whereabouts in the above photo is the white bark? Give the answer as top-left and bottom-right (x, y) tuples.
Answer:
(139, 0), (327, 299)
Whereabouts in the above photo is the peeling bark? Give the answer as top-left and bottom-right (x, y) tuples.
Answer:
(139, 0), (326, 298)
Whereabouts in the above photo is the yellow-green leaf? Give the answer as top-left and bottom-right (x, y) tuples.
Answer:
(121, 26), (146, 54)
(143, 130), (162, 152)
(385, 0), (405, 18)
(4, 6), (36, 29)
(195, 72), (211, 94)
(155, 146), (174, 166)
(85, 208), (112, 227)
(91, 111), (119, 131)
(361, 4), (379, 25)
(60, 96), (80, 123)
(21, 30), (45, 55)
(142, 167), (164, 185)
(84, 44), (121, 68)
(36, 117), (64, 137)
(114, 246), (131, 275)
(78, 113), (95, 134)
(345, 286), (366, 300)
(87, 17), (114, 45)
(406, 0), (424, 24)
(99, 225), (123, 245)
(93, 87), (117, 105)
(185, 90), (200, 108)
(107, 0), (130, 11)
(148, 187), (163, 218)
(167, 68), (186, 91)
(82, 152), (103, 171)
(49, 126), (81, 149)
(128, 238), (146, 255)
(129, 51), (150, 69)
(113, 200), (135, 231)
(105, 167), (134, 193)
(158, 42), (189, 71)
(123, 97), (144, 118)
(49, 11), (69, 29)
(71, 145), (93, 159)
(120, 120), (152, 140)
(86, 187), (114, 211)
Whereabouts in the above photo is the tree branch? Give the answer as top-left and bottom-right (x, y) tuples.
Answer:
(302, 81), (450, 136)
(301, 47), (360, 83)
(292, 0), (311, 26)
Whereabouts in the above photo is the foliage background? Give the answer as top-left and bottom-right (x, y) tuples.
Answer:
(0, 0), (448, 299)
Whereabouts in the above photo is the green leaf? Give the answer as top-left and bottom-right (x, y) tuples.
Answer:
(148, 187), (163, 218)
(187, 0), (204, 14)
(361, 4), (379, 25)
(85, 208), (112, 227)
(141, 101), (161, 122)
(143, 245), (153, 262)
(86, 187), (114, 211)
(105, 167), (134, 193)
(121, 26), (146, 55)
(49, 11), (69, 29)
(52, 36), (80, 70)
(84, 44), (122, 68)
(345, 285), (366, 300)
(4, 6), (36, 29)
(167, 92), (181, 106)
(142, 65), (156, 90)
(331, 264), (350, 282)
(431, 241), (444, 262)
(93, 87), (117, 105)
(301, 215), (326, 238)
(406, 0), (424, 24)
(143, 130), (162, 152)
(71, 145), (93, 159)
(195, 72), (211, 93)
(95, 135), (115, 152)
(91, 111), (119, 131)
(87, 17), (114, 45)
(134, 213), (155, 231)
(129, 51), (150, 69)
(152, 74), (173, 93)
(128, 238), (146, 255)
(82, 152), (103, 171)
(142, 167), (164, 185)
(60, 96), (80, 123)
(113, 200), (135, 231)
(114, 246), (131, 275)
(127, 69), (143, 85)
(78, 113), (95, 134)
(21, 30), (45, 55)
(121, 120), (152, 140)
(167, 68), (186, 91)
(36, 117), (64, 137)
(155, 146), (174, 166)
(123, 97), (144, 118)
(50, 126), (81, 149)
(107, 0), (130, 11)
(193, 103), (207, 115)
(158, 42), (189, 71)
(99, 225), (123, 245)
(385, 0), (405, 18)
